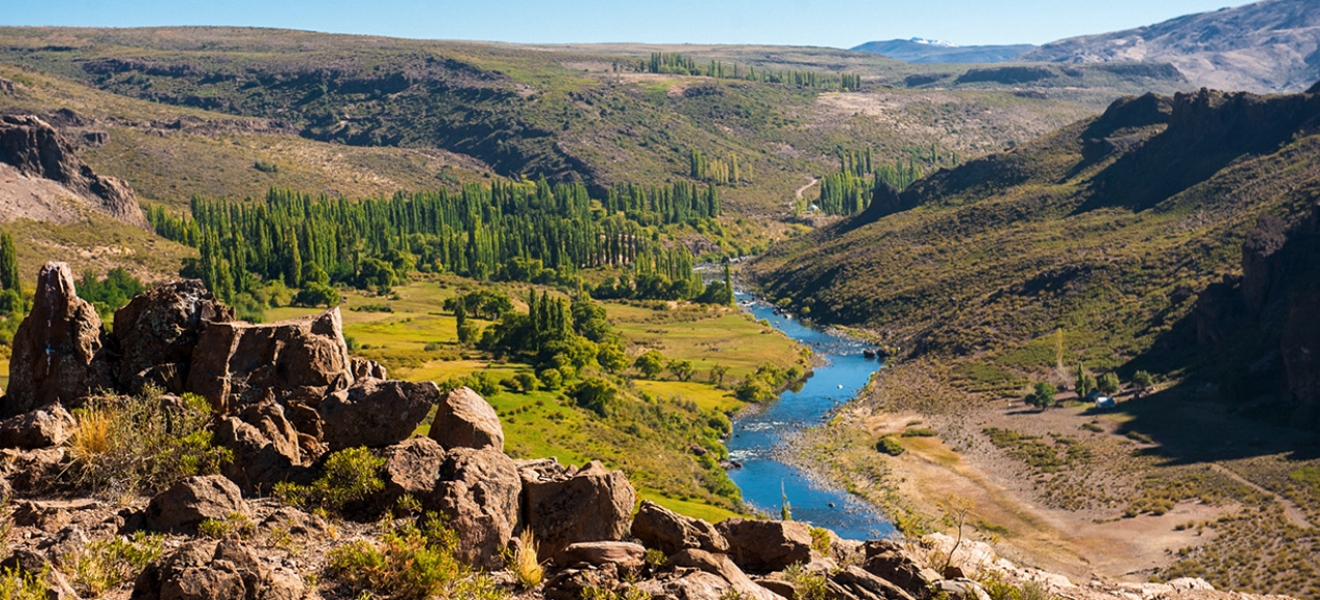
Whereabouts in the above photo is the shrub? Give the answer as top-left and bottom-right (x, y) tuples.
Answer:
(782, 564), (827, 600)
(0, 565), (52, 600)
(809, 527), (832, 556)
(1096, 372), (1120, 396)
(503, 529), (543, 590)
(327, 513), (506, 600)
(67, 390), (232, 495)
(514, 373), (540, 393)
(538, 368), (564, 391)
(876, 436), (905, 456)
(66, 532), (164, 597)
(568, 378), (620, 417)
(901, 428), (937, 438)
(276, 447), (385, 511)
(197, 513), (256, 540)
(1025, 382), (1056, 409)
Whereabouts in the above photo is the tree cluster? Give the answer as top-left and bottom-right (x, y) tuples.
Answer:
(642, 52), (862, 91)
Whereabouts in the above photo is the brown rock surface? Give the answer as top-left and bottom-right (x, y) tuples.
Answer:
(378, 437), (446, 509)
(132, 538), (305, 600)
(429, 386), (504, 452)
(631, 499), (729, 555)
(717, 518), (815, 573)
(432, 446), (522, 570)
(0, 404), (76, 448)
(112, 279), (233, 394)
(145, 475), (248, 533)
(668, 549), (788, 600)
(555, 541), (647, 570)
(319, 379), (438, 450)
(519, 459), (636, 561)
(4, 262), (106, 416)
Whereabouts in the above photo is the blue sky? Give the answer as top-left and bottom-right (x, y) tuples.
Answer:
(2, 0), (1255, 47)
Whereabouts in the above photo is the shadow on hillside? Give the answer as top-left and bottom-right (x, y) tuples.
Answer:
(1090, 379), (1320, 466)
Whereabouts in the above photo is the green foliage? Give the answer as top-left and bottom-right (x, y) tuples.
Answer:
(0, 232), (20, 298)
(734, 377), (775, 403)
(293, 282), (339, 308)
(197, 513), (256, 540)
(809, 527), (832, 556)
(276, 447), (385, 511)
(1096, 372), (1120, 396)
(876, 436), (905, 456)
(667, 359), (696, 382)
(1131, 370), (1154, 390)
(643, 51), (862, 91)
(781, 564), (827, 600)
(634, 350), (666, 379)
(67, 390), (232, 495)
(568, 377), (620, 417)
(901, 428), (938, 438)
(327, 513), (506, 600)
(1289, 466), (1320, 488)
(66, 532), (165, 597)
(78, 268), (146, 318)
(1025, 382), (1056, 409)
(0, 565), (53, 600)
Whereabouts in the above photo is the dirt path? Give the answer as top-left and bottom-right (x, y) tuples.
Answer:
(794, 176), (819, 203)
(1210, 464), (1314, 529)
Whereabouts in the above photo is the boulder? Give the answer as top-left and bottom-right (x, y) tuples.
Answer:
(519, 459), (636, 561)
(934, 579), (991, 600)
(186, 309), (354, 414)
(378, 437), (446, 510)
(832, 565), (918, 600)
(319, 379), (439, 450)
(4, 262), (106, 416)
(112, 280), (233, 394)
(432, 447), (523, 570)
(260, 507), (327, 537)
(428, 387), (504, 452)
(0, 447), (64, 493)
(633, 570), (735, 600)
(214, 411), (308, 495)
(862, 540), (942, 599)
(145, 476), (248, 533)
(350, 357), (386, 381)
(668, 549), (787, 600)
(542, 565), (623, 600)
(132, 538), (305, 600)
(0, 404), (76, 448)
(716, 518), (814, 573)
(631, 499), (729, 555)
(555, 541), (647, 570)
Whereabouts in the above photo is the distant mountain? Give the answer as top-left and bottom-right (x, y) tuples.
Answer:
(851, 38), (1037, 64)
(1022, 0), (1320, 92)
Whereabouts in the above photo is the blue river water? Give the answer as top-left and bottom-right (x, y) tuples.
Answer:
(725, 292), (895, 540)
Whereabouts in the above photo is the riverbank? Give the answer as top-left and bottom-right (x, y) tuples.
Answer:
(784, 358), (1297, 585)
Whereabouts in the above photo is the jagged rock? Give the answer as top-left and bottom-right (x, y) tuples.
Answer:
(186, 309), (354, 414)
(633, 570), (735, 600)
(832, 565), (918, 600)
(145, 476), (248, 533)
(432, 446), (522, 570)
(4, 263), (105, 417)
(1, 447), (65, 493)
(556, 541), (647, 570)
(542, 564), (622, 600)
(112, 280), (233, 394)
(0, 548), (80, 600)
(519, 459), (636, 561)
(716, 518), (814, 573)
(260, 507), (327, 537)
(378, 437), (445, 510)
(935, 579), (991, 600)
(862, 540), (942, 599)
(132, 538), (305, 600)
(1284, 292), (1320, 429)
(0, 404), (76, 448)
(428, 386), (504, 452)
(1242, 215), (1290, 315)
(631, 499), (729, 555)
(0, 115), (147, 228)
(350, 357), (386, 381)
(319, 379), (438, 450)
(668, 549), (787, 600)
(214, 406), (309, 495)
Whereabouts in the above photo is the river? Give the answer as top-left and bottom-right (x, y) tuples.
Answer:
(725, 292), (894, 540)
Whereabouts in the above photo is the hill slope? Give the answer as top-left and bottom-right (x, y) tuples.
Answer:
(1022, 0), (1320, 92)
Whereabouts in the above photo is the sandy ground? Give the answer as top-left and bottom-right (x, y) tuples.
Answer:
(859, 409), (1233, 582)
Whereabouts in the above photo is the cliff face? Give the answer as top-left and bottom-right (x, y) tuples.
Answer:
(0, 114), (147, 228)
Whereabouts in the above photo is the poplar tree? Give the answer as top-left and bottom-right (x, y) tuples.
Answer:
(0, 232), (20, 296)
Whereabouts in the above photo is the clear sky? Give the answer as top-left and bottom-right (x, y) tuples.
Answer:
(2, 0), (1258, 47)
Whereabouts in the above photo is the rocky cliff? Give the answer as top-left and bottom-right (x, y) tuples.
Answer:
(0, 115), (147, 228)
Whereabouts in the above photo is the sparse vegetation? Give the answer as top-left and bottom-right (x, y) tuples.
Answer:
(66, 532), (165, 597)
(327, 513), (506, 600)
(275, 447), (386, 512)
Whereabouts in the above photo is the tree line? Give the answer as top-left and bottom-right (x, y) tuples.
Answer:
(148, 180), (722, 308)
(643, 52), (863, 91)
(688, 148), (751, 186)
(814, 146), (959, 216)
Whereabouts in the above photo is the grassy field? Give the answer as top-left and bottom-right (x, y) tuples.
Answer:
(263, 277), (805, 520)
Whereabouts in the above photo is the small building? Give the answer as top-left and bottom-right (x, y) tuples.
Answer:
(1095, 397), (1116, 409)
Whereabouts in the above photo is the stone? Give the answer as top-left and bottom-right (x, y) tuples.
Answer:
(214, 415), (308, 495)
(260, 507), (327, 537)
(0, 404), (76, 448)
(631, 499), (729, 556)
(319, 379), (438, 450)
(633, 570), (734, 600)
(668, 549), (787, 600)
(832, 565), (918, 600)
(432, 447), (522, 570)
(935, 579), (991, 600)
(186, 309), (355, 414)
(861, 540), (943, 599)
(378, 437), (446, 510)
(112, 280), (233, 394)
(350, 357), (386, 381)
(4, 262), (105, 416)
(519, 459), (636, 561)
(555, 541), (647, 570)
(716, 518), (815, 573)
(132, 538), (305, 600)
(145, 476), (248, 533)
(1, 447), (65, 493)
(428, 386), (504, 452)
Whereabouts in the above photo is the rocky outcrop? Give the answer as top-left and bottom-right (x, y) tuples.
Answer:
(668, 549), (786, 600)
(214, 403), (309, 494)
(378, 436), (447, 509)
(556, 542), (647, 570)
(0, 115), (147, 228)
(1283, 292), (1320, 429)
(519, 459), (637, 561)
(132, 538), (305, 600)
(432, 446), (523, 570)
(319, 379), (438, 451)
(187, 309), (355, 414)
(0, 404), (75, 449)
(716, 518), (815, 573)
(631, 499), (729, 555)
(112, 280), (233, 394)
(429, 386), (504, 452)
(3, 262), (107, 417)
(145, 475), (249, 534)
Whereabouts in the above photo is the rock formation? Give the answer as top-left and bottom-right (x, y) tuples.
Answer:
(0, 115), (148, 228)
(3, 262), (106, 417)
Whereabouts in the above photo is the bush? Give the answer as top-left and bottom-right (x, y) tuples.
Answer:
(901, 428), (937, 438)
(0, 565), (53, 600)
(294, 283), (339, 308)
(538, 368), (564, 391)
(1097, 372), (1120, 396)
(568, 378), (620, 417)
(733, 377), (775, 403)
(328, 513), (506, 600)
(67, 390), (232, 495)
(876, 436), (905, 456)
(1025, 382), (1056, 409)
(276, 447), (385, 511)
(782, 564), (826, 600)
(66, 532), (164, 597)
(503, 530), (543, 590)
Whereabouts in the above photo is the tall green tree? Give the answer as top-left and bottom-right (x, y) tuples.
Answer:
(0, 232), (22, 297)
